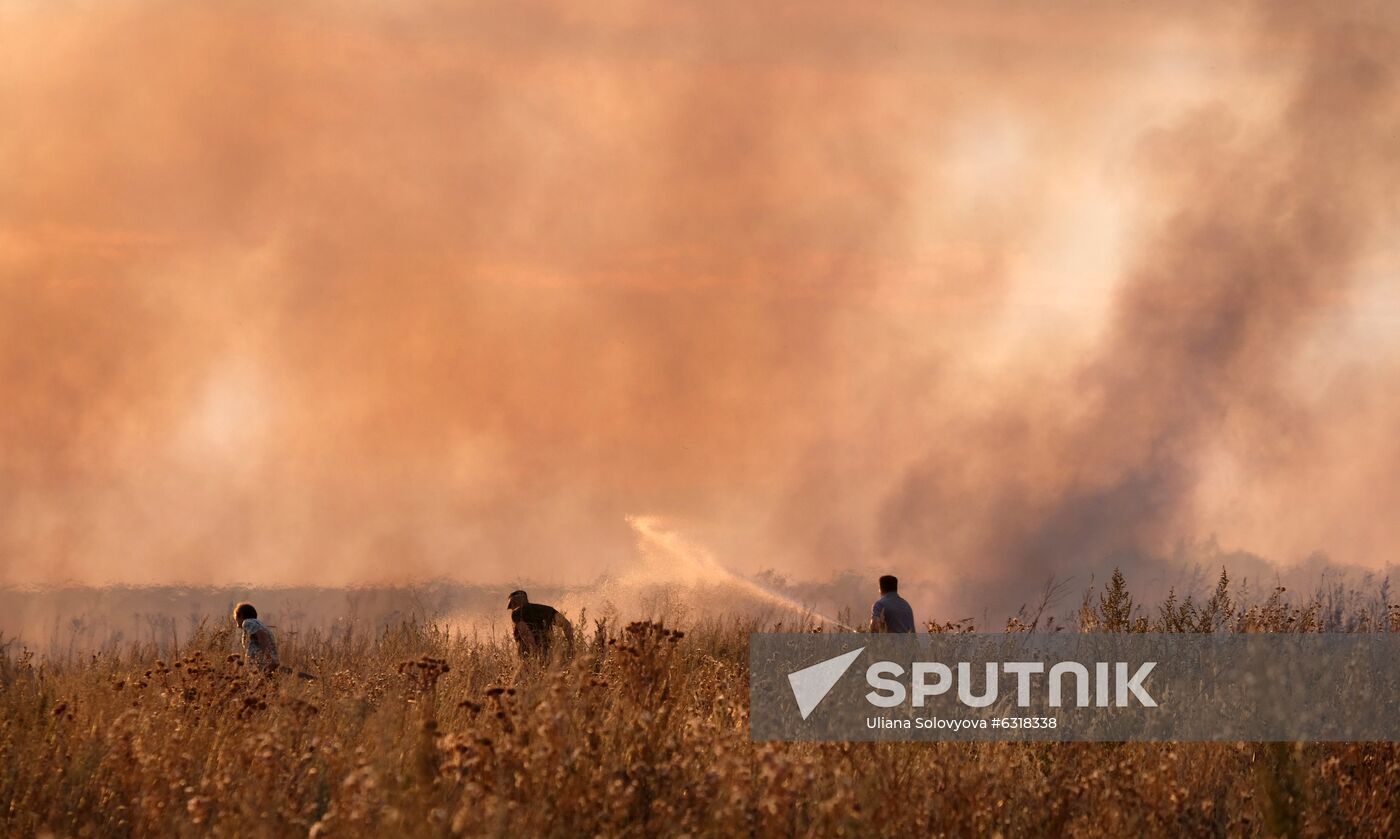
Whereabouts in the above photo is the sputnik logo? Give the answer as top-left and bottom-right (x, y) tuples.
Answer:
(787, 646), (865, 720)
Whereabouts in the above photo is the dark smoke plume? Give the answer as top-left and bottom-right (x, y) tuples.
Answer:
(1, 2), (1398, 624)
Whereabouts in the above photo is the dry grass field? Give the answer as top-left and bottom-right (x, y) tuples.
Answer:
(4, 574), (1400, 838)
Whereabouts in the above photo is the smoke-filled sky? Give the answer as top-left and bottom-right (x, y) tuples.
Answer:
(2, 1), (1399, 607)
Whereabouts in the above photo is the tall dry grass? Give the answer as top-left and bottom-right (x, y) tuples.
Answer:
(4, 572), (1400, 837)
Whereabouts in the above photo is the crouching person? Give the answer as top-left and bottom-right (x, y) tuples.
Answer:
(507, 590), (574, 659)
(233, 601), (280, 674)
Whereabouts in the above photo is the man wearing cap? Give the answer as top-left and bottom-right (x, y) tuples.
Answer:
(507, 589), (574, 658)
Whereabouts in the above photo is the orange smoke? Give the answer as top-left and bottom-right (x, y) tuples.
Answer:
(1, 2), (1398, 611)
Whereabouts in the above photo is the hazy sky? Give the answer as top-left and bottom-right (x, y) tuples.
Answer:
(2, 1), (1398, 604)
